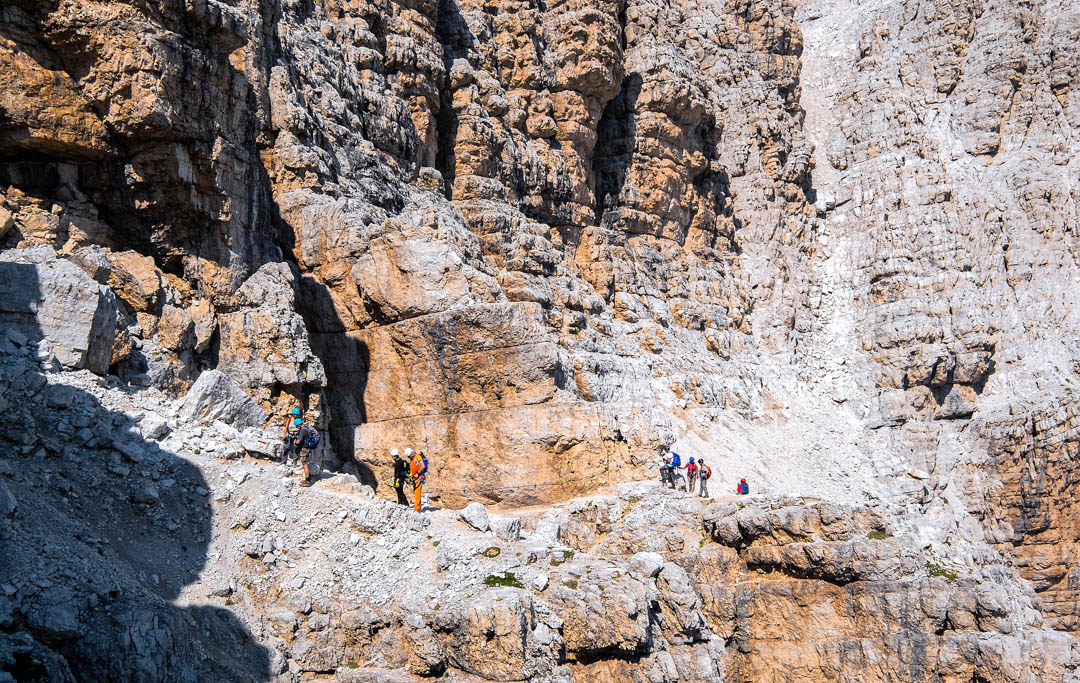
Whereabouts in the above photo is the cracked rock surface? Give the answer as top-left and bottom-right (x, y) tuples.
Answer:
(2, 0), (1080, 679)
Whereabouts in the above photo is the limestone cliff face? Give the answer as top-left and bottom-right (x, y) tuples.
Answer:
(794, 0), (1080, 637)
(3, 0), (1080, 677)
(1, 0), (817, 506)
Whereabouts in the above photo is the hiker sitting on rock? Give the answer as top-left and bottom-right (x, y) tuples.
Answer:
(736, 478), (749, 495)
(391, 449), (410, 506)
(282, 408), (319, 487)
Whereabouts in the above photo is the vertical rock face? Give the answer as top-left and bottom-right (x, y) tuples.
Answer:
(0, 247), (116, 373)
(3, 0), (1080, 676)
(794, 0), (1080, 637)
(267, 0), (818, 503)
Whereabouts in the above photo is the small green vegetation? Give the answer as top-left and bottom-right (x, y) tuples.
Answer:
(347, 661), (359, 670)
(926, 562), (958, 582)
(433, 604), (440, 611)
(564, 579), (579, 590)
(432, 540), (440, 547)
(699, 537), (708, 548)
(549, 550), (575, 567)
(481, 546), (501, 558)
(867, 530), (890, 540)
(483, 572), (523, 588)
(737, 503), (746, 509)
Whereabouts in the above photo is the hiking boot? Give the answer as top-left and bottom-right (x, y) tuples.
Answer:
(298, 479), (312, 488)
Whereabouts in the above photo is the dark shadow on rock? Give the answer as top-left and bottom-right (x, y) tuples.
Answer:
(593, 72), (642, 222)
(0, 260), (271, 681)
(297, 273), (377, 490)
(433, 0), (478, 200)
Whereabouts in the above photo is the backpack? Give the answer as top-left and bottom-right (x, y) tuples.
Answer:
(411, 452), (428, 477)
(699, 464), (711, 479)
(741, 481), (749, 494)
(670, 452), (681, 468)
(303, 426), (320, 448)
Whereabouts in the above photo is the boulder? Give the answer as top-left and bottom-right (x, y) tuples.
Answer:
(935, 385), (977, 420)
(491, 515), (523, 542)
(212, 420), (241, 442)
(460, 502), (491, 532)
(132, 483), (159, 505)
(157, 304), (195, 352)
(629, 551), (665, 579)
(179, 370), (267, 430)
(0, 481), (15, 517)
(0, 247), (116, 374)
(139, 414), (170, 441)
(240, 427), (284, 460)
(113, 440), (144, 463)
(533, 510), (564, 544)
(68, 245), (110, 284)
(216, 263), (326, 397)
(107, 250), (162, 313)
(322, 474), (375, 497)
(615, 481), (659, 500)
(42, 383), (76, 409)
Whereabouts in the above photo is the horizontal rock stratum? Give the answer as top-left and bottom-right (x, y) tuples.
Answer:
(1, 0), (1080, 679)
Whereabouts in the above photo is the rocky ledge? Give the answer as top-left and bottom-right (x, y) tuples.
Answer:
(1, 340), (1076, 679)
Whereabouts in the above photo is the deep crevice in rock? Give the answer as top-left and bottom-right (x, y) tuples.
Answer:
(591, 72), (641, 226)
(432, 0), (475, 201)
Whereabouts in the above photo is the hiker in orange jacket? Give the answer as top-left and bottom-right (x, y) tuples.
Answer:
(408, 448), (428, 512)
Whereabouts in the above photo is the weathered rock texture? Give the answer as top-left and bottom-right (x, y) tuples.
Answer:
(3, 0), (1080, 678)
(2, 351), (1077, 680)
(795, 0), (1080, 638)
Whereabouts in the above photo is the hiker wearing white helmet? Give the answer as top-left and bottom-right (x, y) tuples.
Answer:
(391, 448), (409, 506)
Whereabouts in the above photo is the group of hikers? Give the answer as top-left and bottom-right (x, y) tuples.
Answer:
(282, 408), (745, 508)
(659, 450), (750, 497)
(391, 447), (428, 511)
(279, 407), (429, 510)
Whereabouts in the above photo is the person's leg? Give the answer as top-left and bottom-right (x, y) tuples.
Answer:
(688, 474), (695, 493)
(414, 481), (423, 511)
(300, 450), (311, 483)
(396, 483), (407, 505)
(701, 479), (709, 498)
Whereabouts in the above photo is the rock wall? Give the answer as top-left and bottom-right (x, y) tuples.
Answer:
(4, 0), (1080, 677)
(795, 0), (1080, 637)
